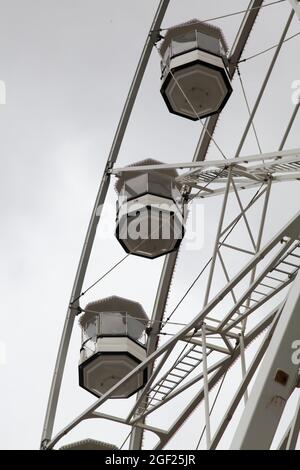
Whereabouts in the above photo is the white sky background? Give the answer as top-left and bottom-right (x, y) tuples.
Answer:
(0, 0), (300, 450)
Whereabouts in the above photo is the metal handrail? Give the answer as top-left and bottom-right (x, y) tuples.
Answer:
(81, 311), (148, 346)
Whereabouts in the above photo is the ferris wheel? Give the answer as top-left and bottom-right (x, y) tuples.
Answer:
(41, 0), (300, 450)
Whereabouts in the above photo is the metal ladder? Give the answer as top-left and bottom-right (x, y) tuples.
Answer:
(137, 344), (211, 415)
(227, 241), (300, 329)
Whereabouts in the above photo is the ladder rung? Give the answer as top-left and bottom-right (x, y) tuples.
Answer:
(169, 372), (185, 379)
(259, 282), (276, 290)
(266, 275), (284, 282)
(281, 260), (299, 268)
(147, 397), (161, 402)
(189, 351), (201, 357)
(189, 348), (202, 354)
(290, 253), (300, 259)
(191, 351), (203, 357)
(156, 383), (173, 390)
(273, 268), (291, 275)
(151, 389), (168, 395)
(154, 379), (173, 390)
(253, 290), (268, 297)
(164, 378), (179, 385)
(181, 360), (197, 367)
(153, 387), (172, 394)
(175, 366), (190, 373)
(188, 354), (202, 361)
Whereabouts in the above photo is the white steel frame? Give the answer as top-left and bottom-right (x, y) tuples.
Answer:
(41, 0), (300, 450)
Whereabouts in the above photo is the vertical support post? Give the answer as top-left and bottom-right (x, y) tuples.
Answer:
(239, 333), (249, 404)
(202, 323), (211, 448)
(279, 103), (300, 150)
(243, 178), (272, 322)
(203, 167), (232, 306)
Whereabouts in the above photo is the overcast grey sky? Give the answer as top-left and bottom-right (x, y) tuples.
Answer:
(0, 0), (300, 450)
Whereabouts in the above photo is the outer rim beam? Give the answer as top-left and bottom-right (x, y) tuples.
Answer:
(40, 0), (170, 448)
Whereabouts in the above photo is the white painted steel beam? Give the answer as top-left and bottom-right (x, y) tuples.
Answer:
(110, 148), (300, 174)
